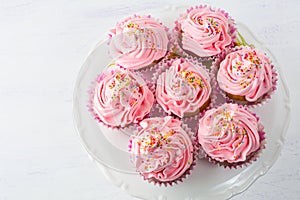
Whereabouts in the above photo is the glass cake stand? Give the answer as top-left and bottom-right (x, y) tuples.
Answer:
(73, 6), (290, 200)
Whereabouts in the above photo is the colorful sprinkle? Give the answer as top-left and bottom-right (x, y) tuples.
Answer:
(178, 70), (205, 89)
(137, 128), (175, 154)
(126, 22), (140, 29)
(108, 70), (140, 103)
(230, 50), (263, 89)
(193, 17), (221, 36)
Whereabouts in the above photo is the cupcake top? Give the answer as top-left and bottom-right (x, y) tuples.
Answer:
(92, 65), (154, 127)
(109, 15), (169, 70)
(130, 116), (194, 183)
(198, 103), (262, 163)
(156, 58), (211, 117)
(217, 46), (274, 102)
(176, 5), (236, 57)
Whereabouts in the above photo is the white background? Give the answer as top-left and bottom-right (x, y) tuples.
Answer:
(0, 0), (299, 199)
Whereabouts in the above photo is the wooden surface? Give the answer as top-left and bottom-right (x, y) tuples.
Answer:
(0, 0), (299, 199)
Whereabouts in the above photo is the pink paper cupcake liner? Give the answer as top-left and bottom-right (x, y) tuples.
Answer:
(129, 118), (198, 186)
(148, 102), (169, 118)
(135, 56), (170, 86)
(211, 46), (278, 108)
(134, 70), (157, 99)
(172, 5), (237, 63)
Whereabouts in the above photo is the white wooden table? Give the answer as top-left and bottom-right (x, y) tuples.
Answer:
(0, 0), (299, 199)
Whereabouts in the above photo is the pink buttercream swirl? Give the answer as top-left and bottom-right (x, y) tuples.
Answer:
(177, 5), (236, 57)
(130, 116), (193, 182)
(198, 103), (261, 163)
(92, 66), (154, 127)
(217, 46), (274, 102)
(156, 58), (211, 117)
(109, 15), (169, 70)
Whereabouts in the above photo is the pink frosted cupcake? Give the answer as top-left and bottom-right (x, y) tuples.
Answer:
(90, 65), (154, 128)
(198, 103), (265, 168)
(155, 58), (212, 118)
(216, 46), (277, 105)
(129, 116), (195, 186)
(174, 5), (236, 59)
(109, 15), (169, 70)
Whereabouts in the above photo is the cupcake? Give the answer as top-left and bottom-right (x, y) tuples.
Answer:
(175, 5), (236, 59)
(109, 15), (169, 70)
(90, 65), (154, 128)
(129, 116), (195, 185)
(216, 46), (277, 104)
(198, 103), (265, 168)
(155, 58), (212, 118)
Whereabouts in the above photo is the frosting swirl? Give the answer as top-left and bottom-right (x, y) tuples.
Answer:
(92, 66), (154, 127)
(198, 103), (261, 163)
(177, 6), (235, 57)
(109, 15), (169, 70)
(130, 116), (193, 182)
(156, 58), (211, 117)
(217, 46), (274, 102)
